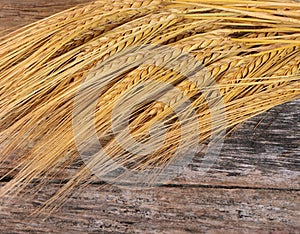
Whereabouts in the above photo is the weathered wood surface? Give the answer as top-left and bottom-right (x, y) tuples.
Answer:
(1, 184), (299, 233)
(0, 1), (299, 233)
(0, 0), (92, 34)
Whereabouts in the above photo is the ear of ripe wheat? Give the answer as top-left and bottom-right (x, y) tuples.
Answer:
(0, 0), (299, 215)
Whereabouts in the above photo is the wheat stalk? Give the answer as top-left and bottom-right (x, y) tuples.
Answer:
(0, 0), (299, 215)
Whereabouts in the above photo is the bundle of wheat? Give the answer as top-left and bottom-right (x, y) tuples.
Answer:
(0, 0), (299, 214)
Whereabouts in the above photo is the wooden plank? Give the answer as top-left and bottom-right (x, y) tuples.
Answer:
(0, 183), (299, 233)
(0, 0), (93, 34)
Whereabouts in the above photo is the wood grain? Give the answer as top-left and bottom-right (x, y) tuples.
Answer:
(0, 1), (299, 233)
(0, 0), (92, 34)
(1, 183), (299, 233)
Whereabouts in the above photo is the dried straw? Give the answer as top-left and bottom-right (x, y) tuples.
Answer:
(0, 0), (299, 214)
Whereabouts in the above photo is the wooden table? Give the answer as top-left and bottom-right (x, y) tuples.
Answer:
(0, 1), (299, 233)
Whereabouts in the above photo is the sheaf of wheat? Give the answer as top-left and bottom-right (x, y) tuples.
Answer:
(0, 0), (299, 214)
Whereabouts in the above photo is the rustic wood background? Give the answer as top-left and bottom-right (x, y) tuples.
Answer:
(0, 1), (299, 233)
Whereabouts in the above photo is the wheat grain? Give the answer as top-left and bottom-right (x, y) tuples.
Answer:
(0, 0), (300, 214)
